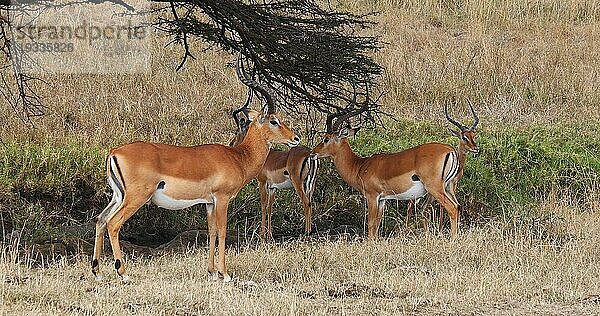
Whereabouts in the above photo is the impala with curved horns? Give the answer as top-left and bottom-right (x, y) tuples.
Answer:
(405, 102), (479, 229)
(311, 104), (477, 239)
(92, 57), (300, 282)
(230, 100), (319, 238)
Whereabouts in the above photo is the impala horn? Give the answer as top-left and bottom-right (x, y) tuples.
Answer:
(235, 54), (278, 115)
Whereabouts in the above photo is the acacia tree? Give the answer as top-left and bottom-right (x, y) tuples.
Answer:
(2, 0), (385, 126)
(0, 4), (47, 124)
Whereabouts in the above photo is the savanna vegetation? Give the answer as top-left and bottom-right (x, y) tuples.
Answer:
(1, 0), (600, 314)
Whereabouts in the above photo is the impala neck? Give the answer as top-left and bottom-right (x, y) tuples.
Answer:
(457, 144), (468, 164)
(329, 140), (364, 191)
(455, 143), (469, 177)
(234, 121), (271, 182)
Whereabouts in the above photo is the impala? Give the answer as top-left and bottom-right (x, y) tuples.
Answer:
(311, 105), (478, 239)
(92, 57), (300, 282)
(230, 108), (318, 238)
(405, 102), (479, 229)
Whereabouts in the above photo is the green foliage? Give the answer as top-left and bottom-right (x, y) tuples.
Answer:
(0, 141), (105, 190)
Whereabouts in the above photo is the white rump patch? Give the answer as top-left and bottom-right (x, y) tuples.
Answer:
(379, 181), (427, 201)
(151, 184), (212, 210)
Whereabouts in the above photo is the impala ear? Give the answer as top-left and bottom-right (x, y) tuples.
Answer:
(338, 126), (356, 139)
(448, 127), (461, 139)
(245, 109), (259, 122)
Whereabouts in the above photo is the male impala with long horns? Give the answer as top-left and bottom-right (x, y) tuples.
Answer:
(311, 102), (479, 239)
(92, 57), (299, 282)
(405, 102), (480, 227)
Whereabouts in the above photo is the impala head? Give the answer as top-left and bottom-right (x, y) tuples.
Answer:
(245, 108), (300, 147)
(445, 100), (480, 157)
(235, 55), (300, 147)
(312, 126), (359, 158)
(312, 103), (368, 158)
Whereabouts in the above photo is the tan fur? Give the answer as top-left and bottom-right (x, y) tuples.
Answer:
(258, 146), (316, 238)
(92, 110), (299, 282)
(231, 131), (317, 238)
(312, 128), (462, 239)
(406, 129), (479, 229)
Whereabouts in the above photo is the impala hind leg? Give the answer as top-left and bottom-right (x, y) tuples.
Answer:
(428, 188), (460, 239)
(105, 194), (150, 282)
(301, 194), (313, 235)
(405, 199), (417, 228)
(292, 179), (313, 235)
(297, 159), (318, 235)
(92, 194), (121, 280)
(207, 203), (218, 280)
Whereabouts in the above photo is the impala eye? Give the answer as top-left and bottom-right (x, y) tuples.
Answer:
(270, 120), (279, 126)
(323, 137), (329, 143)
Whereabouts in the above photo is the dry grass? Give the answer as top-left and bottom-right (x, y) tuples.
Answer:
(1, 196), (599, 315)
(3, 0), (600, 147)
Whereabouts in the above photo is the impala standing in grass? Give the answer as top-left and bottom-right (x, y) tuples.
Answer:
(92, 58), (300, 282)
(405, 102), (480, 228)
(311, 104), (479, 239)
(230, 102), (318, 239)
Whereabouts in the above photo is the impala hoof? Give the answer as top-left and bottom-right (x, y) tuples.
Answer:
(94, 274), (103, 282)
(211, 272), (219, 281)
(222, 274), (232, 283)
(121, 275), (130, 284)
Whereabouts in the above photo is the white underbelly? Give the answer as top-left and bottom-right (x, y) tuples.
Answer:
(270, 178), (293, 190)
(151, 189), (211, 210)
(379, 182), (427, 201)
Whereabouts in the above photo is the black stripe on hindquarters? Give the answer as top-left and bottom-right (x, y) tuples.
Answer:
(300, 156), (309, 192)
(109, 156), (126, 195)
(157, 180), (166, 190)
(441, 152), (450, 180)
(411, 174), (420, 182)
(113, 156), (127, 191)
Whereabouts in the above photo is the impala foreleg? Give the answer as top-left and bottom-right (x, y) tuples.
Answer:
(259, 182), (268, 239)
(366, 195), (383, 240)
(215, 198), (232, 282)
(265, 187), (276, 239)
(259, 182), (276, 240)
